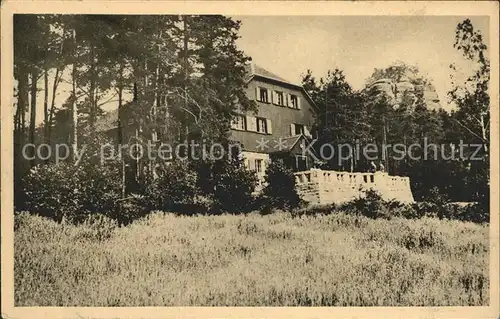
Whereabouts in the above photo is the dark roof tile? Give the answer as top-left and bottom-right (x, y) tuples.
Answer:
(245, 62), (297, 86)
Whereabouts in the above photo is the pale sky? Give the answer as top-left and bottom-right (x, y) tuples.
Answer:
(235, 15), (490, 110)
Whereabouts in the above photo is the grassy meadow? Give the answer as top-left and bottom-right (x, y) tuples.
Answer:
(14, 211), (489, 306)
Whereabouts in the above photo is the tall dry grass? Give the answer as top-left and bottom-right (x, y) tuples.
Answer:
(14, 211), (489, 306)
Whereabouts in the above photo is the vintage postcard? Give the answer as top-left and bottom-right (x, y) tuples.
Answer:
(1, 1), (499, 318)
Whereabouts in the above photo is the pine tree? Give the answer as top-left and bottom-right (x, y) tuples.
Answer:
(302, 68), (369, 171)
(448, 19), (490, 206)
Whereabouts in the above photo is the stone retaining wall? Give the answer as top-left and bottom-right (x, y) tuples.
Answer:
(294, 169), (414, 205)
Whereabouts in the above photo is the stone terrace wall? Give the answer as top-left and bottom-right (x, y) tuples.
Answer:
(294, 169), (414, 205)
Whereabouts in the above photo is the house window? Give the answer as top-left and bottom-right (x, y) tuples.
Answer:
(255, 159), (263, 173)
(231, 115), (246, 130)
(259, 87), (269, 103)
(294, 123), (304, 135)
(275, 91), (284, 106)
(290, 94), (299, 109)
(256, 117), (268, 134)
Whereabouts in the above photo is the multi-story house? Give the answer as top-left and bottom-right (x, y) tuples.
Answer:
(95, 62), (319, 183)
(94, 63), (414, 204)
(230, 63), (318, 180)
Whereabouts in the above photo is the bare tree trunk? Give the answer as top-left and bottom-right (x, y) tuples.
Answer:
(88, 44), (97, 130)
(47, 68), (62, 143)
(14, 103), (21, 133)
(14, 65), (28, 183)
(29, 67), (39, 167)
(43, 65), (49, 145)
(119, 86), (126, 197)
(21, 96), (26, 140)
(135, 128), (140, 181)
(89, 76), (96, 129)
(480, 113), (488, 153)
(382, 115), (388, 174)
(133, 82), (138, 101)
(46, 26), (65, 145)
(152, 61), (159, 131)
(17, 65), (29, 148)
(72, 29), (78, 162)
(182, 16), (190, 153)
(117, 65), (125, 198)
(91, 46), (97, 128)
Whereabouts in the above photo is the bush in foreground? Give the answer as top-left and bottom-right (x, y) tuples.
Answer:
(195, 153), (258, 214)
(261, 159), (301, 211)
(22, 160), (121, 223)
(20, 153), (259, 222)
(342, 188), (391, 219)
(338, 188), (489, 224)
(211, 157), (258, 213)
(144, 160), (200, 214)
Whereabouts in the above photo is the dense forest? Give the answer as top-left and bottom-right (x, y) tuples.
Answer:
(13, 15), (489, 208)
(301, 19), (489, 203)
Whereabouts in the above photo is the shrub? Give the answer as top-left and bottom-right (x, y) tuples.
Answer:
(385, 200), (417, 219)
(426, 186), (450, 206)
(211, 157), (258, 213)
(292, 189), (488, 224)
(23, 163), (78, 222)
(417, 187), (461, 219)
(112, 194), (150, 226)
(343, 189), (391, 220)
(144, 160), (199, 213)
(262, 159), (301, 210)
(461, 202), (489, 224)
(192, 146), (258, 214)
(412, 201), (439, 218)
(21, 133), (127, 223)
(22, 159), (121, 223)
(76, 162), (122, 222)
(407, 201), (489, 224)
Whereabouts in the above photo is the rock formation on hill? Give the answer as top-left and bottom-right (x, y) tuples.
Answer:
(364, 64), (442, 111)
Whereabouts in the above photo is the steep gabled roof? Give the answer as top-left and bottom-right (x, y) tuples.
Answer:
(275, 135), (303, 153)
(244, 63), (292, 85)
(274, 134), (318, 156)
(244, 62), (318, 111)
(234, 134), (317, 155)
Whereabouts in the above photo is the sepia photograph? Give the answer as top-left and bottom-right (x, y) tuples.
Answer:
(1, 1), (499, 318)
